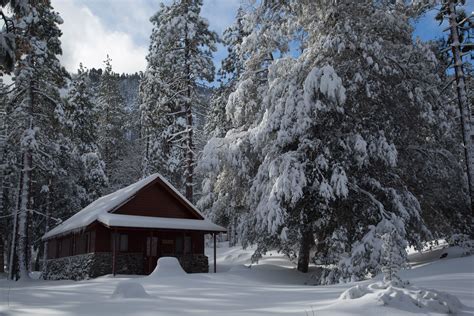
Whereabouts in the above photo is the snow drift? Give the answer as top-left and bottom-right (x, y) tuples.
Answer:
(147, 257), (186, 279)
(111, 281), (151, 299)
(339, 281), (465, 314)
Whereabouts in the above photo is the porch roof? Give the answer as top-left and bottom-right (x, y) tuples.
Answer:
(97, 213), (226, 233)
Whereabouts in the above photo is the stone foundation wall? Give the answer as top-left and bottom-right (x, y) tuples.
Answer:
(44, 253), (208, 280)
(115, 253), (144, 275)
(179, 254), (209, 273)
(44, 252), (143, 280)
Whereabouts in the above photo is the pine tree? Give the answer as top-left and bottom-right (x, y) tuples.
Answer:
(66, 63), (107, 204)
(436, 0), (474, 209)
(380, 227), (407, 284)
(197, 3), (291, 243)
(204, 7), (247, 139)
(140, 0), (217, 201)
(202, 0), (461, 277)
(97, 55), (126, 190)
(8, 0), (68, 279)
(0, 1), (16, 74)
(399, 38), (470, 238)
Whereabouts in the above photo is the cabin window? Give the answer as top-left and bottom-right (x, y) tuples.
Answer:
(161, 239), (174, 256)
(60, 238), (71, 257)
(89, 231), (95, 252)
(146, 236), (158, 256)
(84, 233), (90, 253)
(175, 236), (183, 254)
(119, 234), (128, 252)
(47, 240), (57, 259)
(76, 233), (87, 254)
(75, 231), (95, 254)
(184, 236), (192, 253)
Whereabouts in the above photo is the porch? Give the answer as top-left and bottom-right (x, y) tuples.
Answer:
(44, 222), (220, 280)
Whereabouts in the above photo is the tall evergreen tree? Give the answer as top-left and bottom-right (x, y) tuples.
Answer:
(197, 3), (291, 238)
(8, 0), (68, 279)
(97, 55), (125, 190)
(199, 0), (468, 278)
(0, 0), (16, 74)
(140, 0), (217, 201)
(435, 0), (474, 209)
(66, 63), (108, 204)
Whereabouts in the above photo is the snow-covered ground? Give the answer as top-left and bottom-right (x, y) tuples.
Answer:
(0, 243), (473, 315)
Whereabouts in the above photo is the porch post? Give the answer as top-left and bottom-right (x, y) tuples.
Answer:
(112, 229), (117, 276)
(213, 232), (216, 273)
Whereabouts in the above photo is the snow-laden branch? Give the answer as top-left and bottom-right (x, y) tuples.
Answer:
(350, 183), (390, 220)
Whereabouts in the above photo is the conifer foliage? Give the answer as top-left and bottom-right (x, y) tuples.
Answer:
(198, 0), (471, 279)
(7, 0), (68, 279)
(140, 0), (217, 201)
(66, 63), (108, 204)
(97, 55), (126, 185)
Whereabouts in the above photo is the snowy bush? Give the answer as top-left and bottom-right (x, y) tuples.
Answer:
(380, 229), (408, 283)
(320, 215), (410, 284)
(339, 281), (465, 314)
(111, 282), (151, 299)
(448, 234), (474, 256)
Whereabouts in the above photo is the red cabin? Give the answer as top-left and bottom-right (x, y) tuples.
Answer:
(42, 173), (225, 280)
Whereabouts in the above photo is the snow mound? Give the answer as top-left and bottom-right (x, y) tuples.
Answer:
(111, 281), (151, 299)
(340, 281), (465, 314)
(148, 257), (186, 279)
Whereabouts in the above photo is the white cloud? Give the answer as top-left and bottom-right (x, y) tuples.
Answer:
(201, 0), (240, 36)
(52, 0), (148, 74)
(51, 0), (241, 75)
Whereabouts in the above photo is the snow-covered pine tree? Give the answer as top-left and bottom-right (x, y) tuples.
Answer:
(197, 8), (250, 245)
(435, 0), (474, 209)
(0, 78), (8, 273)
(398, 38), (470, 238)
(204, 7), (247, 139)
(380, 226), (408, 284)
(8, 0), (68, 279)
(197, 3), (293, 245)
(0, 1), (16, 74)
(97, 55), (126, 191)
(66, 63), (107, 204)
(140, 0), (217, 201)
(220, 0), (452, 276)
(112, 72), (143, 188)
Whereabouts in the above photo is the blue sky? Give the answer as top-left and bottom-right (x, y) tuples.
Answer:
(413, 2), (474, 41)
(51, 0), (473, 75)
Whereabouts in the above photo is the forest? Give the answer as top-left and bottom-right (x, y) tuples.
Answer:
(0, 0), (473, 289)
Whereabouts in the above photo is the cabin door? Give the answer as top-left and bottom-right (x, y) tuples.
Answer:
(145, 236), (159, 274)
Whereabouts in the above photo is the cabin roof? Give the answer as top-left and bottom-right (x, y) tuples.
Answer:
(42, 173), (224, 240)
(98, 213), (226, 232)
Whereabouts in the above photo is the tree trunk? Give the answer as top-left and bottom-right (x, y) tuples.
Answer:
(17, 149), (32, 280)
(0, 232), (4, 273)
(8, 172), (22, 280)
(42, 179), (51, 277)
(229, 216), (238, 247)
(185, 101), (193, 202)
(17, 83), (34, 280)
(448, 0), (474, 210)
(183, 3), (194, 203)
(297, 228), (314, 273)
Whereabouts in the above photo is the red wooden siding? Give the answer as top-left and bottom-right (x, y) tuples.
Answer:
(115, 181), (201, 219)
(46, 225), (205, 260)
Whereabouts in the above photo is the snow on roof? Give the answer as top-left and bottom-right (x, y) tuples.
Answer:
(42, 173), (219, 240)
(98, 213), (226, 232)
